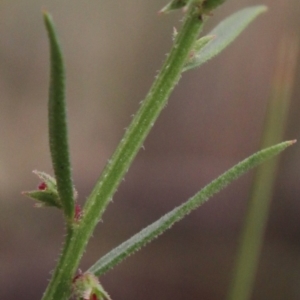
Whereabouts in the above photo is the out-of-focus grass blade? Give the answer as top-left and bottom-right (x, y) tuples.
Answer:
(227, 36), (299, 300)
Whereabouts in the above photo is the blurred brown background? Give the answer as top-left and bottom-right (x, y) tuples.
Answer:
(1, 0), (300, 299)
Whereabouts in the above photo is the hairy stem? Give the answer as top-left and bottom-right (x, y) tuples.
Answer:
(41, 4), (204, 300)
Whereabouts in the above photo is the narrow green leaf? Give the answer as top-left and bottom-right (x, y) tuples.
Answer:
(87, 141), (295, 276)
(43, 12), (75, 221)
(183, 5), (267, 72)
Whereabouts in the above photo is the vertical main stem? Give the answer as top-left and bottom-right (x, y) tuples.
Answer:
(83, 4), (205, 232)
(42, 5), (205, 300)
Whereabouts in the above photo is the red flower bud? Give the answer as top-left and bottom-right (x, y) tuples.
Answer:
(38, 182), (47, 190)
(91, 293), (98, 300)
(74, 203), (82, 221)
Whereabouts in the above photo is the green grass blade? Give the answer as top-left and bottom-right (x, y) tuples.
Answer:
(227, 37), (299, 300)
(87, 141), (295, 276)
(183, 5), (267, 72)
(43, 12), (75, 221)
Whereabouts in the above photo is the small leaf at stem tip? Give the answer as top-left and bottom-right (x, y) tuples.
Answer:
(159, 0), (190, 14)
(182, 5), (268, 72)
(161, 0), (228, 15)
(202, 0), (227, 14)
(22, 170), (78, 210)
(22, 171), (61, 209)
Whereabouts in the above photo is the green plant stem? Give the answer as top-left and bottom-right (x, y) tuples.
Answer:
(226, 37), (298, 300)
(44, 12), (74, 222)
(41, 5), (204, 300)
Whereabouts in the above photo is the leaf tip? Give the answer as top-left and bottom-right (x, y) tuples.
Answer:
(260, 5), (268, 13)
(42, 8), (50, 18)
(252, 5), (268, 14)
(288, 139), (297, 146)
